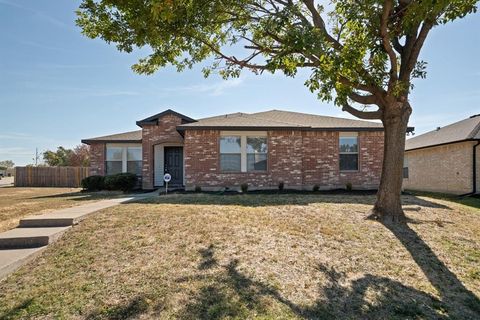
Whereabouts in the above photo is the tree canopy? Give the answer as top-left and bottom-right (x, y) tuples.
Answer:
(43, 145), (90, 167)
(0, 160), (15, 168)
(77, 0), (477, 119)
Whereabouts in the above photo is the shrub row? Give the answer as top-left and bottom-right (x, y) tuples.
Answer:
(238, 181), (354, 193)
(81, 173), (138, 192)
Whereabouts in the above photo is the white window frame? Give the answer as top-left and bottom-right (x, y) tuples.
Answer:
(106, 143), (142, 174)
(220, 131), (267, 172)
(339, 132), (359, 172)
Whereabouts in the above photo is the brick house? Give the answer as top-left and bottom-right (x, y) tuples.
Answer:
(82, 109), (386, 191)
(403, 114), (480, 195)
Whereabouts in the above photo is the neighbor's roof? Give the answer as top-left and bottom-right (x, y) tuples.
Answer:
(405, 114), (480, 151)
(81, 130), (142, 144)
(177, 109), (384, 131)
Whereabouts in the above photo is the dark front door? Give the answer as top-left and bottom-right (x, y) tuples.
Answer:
(164, 147), (183, 186)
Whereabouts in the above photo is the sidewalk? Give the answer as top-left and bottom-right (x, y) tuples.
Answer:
(0, 191), (157, 280)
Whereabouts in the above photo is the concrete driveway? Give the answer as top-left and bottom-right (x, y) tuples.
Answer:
(0, 176), (14, 187)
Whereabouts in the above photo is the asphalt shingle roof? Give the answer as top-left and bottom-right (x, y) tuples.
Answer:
(405, 115), (480, 151)
(82, 130), (142, 144)
(178, 109), (383, 130)
(82, 109), (387, 144)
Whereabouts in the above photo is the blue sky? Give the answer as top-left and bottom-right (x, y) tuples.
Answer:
(0, 0), (479, 166)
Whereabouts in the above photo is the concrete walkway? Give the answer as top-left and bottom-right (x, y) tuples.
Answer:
(0, 191), (157, 280)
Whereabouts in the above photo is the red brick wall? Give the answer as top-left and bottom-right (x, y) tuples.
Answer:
(184, 129), (384, 190)
(141, 114), (185, 189)
(88, 142), (105, 176)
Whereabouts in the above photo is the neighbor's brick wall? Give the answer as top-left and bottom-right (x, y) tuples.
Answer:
(184, 129), (384, 190)
(403, 141), (476, 195)
(88, 142), (105, 176)
(141, 114), (185, 189)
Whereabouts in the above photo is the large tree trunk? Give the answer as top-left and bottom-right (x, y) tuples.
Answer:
(370, 101), (412, 222)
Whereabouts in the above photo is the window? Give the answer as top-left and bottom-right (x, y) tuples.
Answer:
(105, 144), (142, 176)
(127, 147), (142, 176)
(403, 157), (409, 179)
(247, 137), (267, 171)
(339, 135), (358, 171)
(106, 147), (123, 175)
(220, 132), (268, 172)
(220, 136), (241, 171)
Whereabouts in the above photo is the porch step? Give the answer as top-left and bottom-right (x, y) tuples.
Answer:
(18, 198), (135, 227)
(0, 227), (70, 249)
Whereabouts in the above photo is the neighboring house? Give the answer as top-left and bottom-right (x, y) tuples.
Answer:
(82, 109), (387, 191)
(5, 167), (15, 177)
(403, 114), (480, 195)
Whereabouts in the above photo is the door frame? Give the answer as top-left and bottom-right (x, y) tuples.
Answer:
(153, 143), (185, 187)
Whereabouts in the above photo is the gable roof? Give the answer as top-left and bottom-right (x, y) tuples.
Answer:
(136, 109), (195, 127)
(82, 130), (142, 145)
(177, 109), (384, 131)
(405, 114), (480, 151)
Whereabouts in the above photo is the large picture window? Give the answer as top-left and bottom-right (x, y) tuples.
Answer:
(339, 135), (358, 171)
(127, 147), (142, 176)
(105, 144), (142, 176)
(247, 137), (267, 171)
(220, 132), (268, 172)
(220, 136), (241, 172)
(106, 147), (123, 175)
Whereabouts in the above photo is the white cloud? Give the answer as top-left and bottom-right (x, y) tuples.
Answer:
(0, 147), (33, 156)
(0, 133), (32, 140)
(162, 77), (245, 96)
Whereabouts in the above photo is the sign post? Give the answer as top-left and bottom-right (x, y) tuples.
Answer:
(163, 173), (172, 195)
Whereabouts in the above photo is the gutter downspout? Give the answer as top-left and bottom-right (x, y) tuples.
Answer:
(473, 141), (480, 194)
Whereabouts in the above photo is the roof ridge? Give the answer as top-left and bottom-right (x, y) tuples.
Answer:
(245, 112), (306, 127)
(253, 109), (380, 124)
(196, 112), (246, 121)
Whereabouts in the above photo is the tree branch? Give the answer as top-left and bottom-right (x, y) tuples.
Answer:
(342, 102), (383, 120)
(348, 92), (378, 105)
(301, 0), (343, 50)
(401, 21), (433, 81)
(380, 0), (398, 82)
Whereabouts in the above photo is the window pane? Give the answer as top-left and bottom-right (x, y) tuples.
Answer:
(340, 154), (358, 171)
(127, 161), (142, 176)
(106, 161), (122, 175)
(127, 147), (142, 161)
(247, 154), (267, 171)
(220, 154), (241, 171)
(106, 147), (123, 161)
(220, 136), (241, 153)
(247, 137), (267, 153)
(339, 137), (358, 153)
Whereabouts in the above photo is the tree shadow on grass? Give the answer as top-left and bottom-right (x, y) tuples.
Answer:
(0, 299), (34, 320)
(198, 244), (217, 270)
(177, 242), (479, 319)
(84, 295), (150, 320)
(383, 221), (480, 318)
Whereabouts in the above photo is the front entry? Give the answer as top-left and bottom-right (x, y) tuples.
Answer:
(164, 147), (183, 186)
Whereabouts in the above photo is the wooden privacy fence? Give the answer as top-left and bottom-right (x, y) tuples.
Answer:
(15, 166), (90, 187)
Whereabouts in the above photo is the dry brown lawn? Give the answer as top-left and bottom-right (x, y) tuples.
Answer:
(0, 187), (123, 233)
(0, 193), (478, 319)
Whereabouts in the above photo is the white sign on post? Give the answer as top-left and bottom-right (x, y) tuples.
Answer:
(164, 173), (172, 194)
